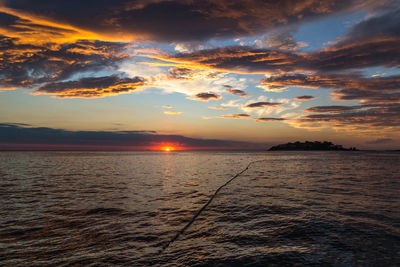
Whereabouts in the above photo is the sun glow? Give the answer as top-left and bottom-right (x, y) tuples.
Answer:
(160, 145), (175, 152)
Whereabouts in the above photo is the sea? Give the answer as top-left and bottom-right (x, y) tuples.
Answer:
(1, 151), (399, 266)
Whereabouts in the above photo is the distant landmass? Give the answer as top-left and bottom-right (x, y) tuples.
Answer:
(269, 141), (358, 151)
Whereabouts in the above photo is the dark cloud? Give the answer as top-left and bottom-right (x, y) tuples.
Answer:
(188, 92), (221, 101)
(0, 122), (31, 127)
(157, 46), (304, 74)
(158, 35), (400, 74)
(261, 73), (400, 107)
(295, 95), (315, 100)
(0, 123), (262, 150)
(312, 37), (400, 71)
(3, 0), (384, 42)
(224, 85), (251, 97)
(366, 138), (394, 144)
(219, 114), (250, 119)
(261, 74), (400, 93)
(297, 104), (400, 128)
(255, 117), (286, 122)
(245, 102), (281, 108)
(35, 75), (147, 98)
(274, 72), (400, 130)
(270, 72), (400, 130)
(332, 90), (400, 104)
(304, 105), (362, 113)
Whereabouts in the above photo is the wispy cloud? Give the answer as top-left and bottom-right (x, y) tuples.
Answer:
(245, 102), (282, 108)
(255, 117), (286, 122)
(224, 85), (251, 97)
(218, 114), (251, 119)
(209, 106), (228, 110)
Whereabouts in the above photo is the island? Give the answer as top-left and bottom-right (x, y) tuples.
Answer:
(268, 141), (357, 151)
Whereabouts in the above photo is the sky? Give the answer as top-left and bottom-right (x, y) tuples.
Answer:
(0, 0), (399, 150)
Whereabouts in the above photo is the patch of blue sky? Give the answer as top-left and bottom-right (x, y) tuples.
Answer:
(295, 10), (367, 51)
(208, 37), (240, 48)
(125, 88), (221, 118)
(64, 68), (125, 82)
(360, 66), (400, 77)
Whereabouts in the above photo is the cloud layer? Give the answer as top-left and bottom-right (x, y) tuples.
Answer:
(2, 0), (386, 42)
(0, 0), (399, 139)
(0, 123), (262, 150)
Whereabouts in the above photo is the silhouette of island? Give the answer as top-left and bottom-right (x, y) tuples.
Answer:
(269, 141), (358, 151)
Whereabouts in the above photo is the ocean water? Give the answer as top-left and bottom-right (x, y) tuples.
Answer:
(0, 151), (399, 266)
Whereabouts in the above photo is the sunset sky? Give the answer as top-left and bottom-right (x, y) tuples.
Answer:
(1, 0), (399, 150)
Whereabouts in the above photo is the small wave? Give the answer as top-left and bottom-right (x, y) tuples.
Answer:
(86, 208), (125, 215)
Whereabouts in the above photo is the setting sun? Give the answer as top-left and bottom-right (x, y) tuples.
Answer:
(160, 145), (175, 152)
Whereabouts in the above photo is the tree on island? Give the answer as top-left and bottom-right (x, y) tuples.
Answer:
(268, 141), (358, 151)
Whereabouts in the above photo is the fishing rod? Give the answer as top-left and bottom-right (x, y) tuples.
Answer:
(159, 159), (267, 253)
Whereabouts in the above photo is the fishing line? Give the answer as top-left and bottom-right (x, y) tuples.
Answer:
(159, 159), (266, 253)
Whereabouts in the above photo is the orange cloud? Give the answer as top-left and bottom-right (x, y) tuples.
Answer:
(33, 75), (147, 98)
(164, 111), (182, 115)
(0, 7), (102, 46)
(209, 106), (227, 110)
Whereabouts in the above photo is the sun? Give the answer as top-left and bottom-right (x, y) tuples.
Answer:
(160, 145), (175, 152)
